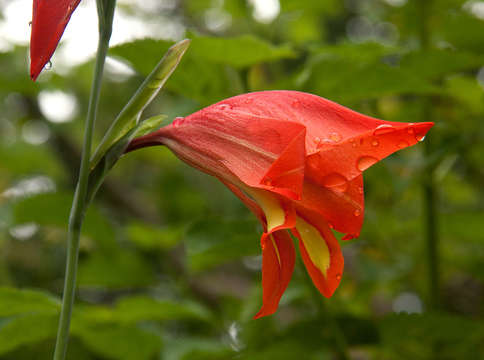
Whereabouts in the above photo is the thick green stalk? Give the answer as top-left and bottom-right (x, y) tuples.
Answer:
(418, 0), (440, 311)
(53, 1), (116, 359)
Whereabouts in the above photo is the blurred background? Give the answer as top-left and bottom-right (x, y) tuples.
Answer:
(0, 0), (483, 359)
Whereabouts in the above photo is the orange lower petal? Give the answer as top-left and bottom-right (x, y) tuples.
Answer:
(254, 230), (296, 319)
(292, 210), (344, 297)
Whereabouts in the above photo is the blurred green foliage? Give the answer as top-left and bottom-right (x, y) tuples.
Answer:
(0, 0), (483, 359)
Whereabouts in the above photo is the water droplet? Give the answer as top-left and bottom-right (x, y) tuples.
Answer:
(371, 139), (379, 147)
(373, 124), (395, 136)
(329, 132), (342, 142)
(172, 116), (184, 127)
(358, 186), (364, 194)
(336, 273), (342, 281)
(328, 223), (334, 229)
(353, 209), (361, 217)
(350, 140), (358, 148)
(313, 137), (322, 146)
(28, 21), (32, 27)
(397, 140), (409, 148)
(44, 61), (52, 70)
(417, 134), (426, 142)
(321, 173), (348, 193)
(262, 178), (272, 186)
(217, 103), (231, 110)
(357, 156), (378, 172)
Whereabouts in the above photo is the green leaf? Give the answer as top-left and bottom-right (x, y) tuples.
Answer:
(0, 313), (58, 355)
(78, 250), (156, 288)
(72, 323), (161, 360)
(0, 287), (60, 317)
(126, 222), (183, 250)
(12, 192), (117, 250)
(185, 217), (260, 272)
(110, 35), (296, 104)
(400, 49), (484, 80)
(90, 39), (190, 169)
(304, 58), (439, 103)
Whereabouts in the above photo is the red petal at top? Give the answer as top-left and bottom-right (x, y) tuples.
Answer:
(30, 0), (82, 80)
(307, 121), (434, 184)
(220, 91), (389, 154)
(157, 105), (307, 199)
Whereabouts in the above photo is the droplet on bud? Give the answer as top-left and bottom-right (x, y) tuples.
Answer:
(371, 139), (379, 147)
(353, 209), (361, 217)
(44, 61), (52, 70)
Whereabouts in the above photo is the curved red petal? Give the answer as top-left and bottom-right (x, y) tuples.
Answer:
(254, 230), (296, 319)
(292, 210), (344, 298)
(307, 121), (434, 183)
(217, 91), (388, 154)
(260, 127), (306, 200)
(30, 0), (81, 80)
(301, 175), (364, 238)
(158, 109), (307, 194)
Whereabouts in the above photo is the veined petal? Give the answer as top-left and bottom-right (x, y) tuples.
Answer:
(157, 108), (307, 198)
(254, 231), (296, 319)
(30, 0), (82, 80)
(301, 175), (364, 239)
(307, 121), (434, 183)
(292, 211), (344, 297)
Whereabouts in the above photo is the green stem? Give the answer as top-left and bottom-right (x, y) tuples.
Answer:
(417, 0), (440, 312)
(53, 2), (116, 360)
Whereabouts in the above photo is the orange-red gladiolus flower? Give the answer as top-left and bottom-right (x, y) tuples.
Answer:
(126, 91), (433, 318)
(30, 0), (82, 80)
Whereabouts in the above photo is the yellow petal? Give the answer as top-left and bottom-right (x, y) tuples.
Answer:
(295, 216), (330, 275)
(242, 186), (285, 232)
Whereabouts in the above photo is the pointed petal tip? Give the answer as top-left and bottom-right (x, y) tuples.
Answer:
(411, 121), (435, 140)
(253, 307), (275, 320)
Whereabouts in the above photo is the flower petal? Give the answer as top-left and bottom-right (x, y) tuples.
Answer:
(158, 107), (307, 195)
(220, 91), (390, 154)
(301, 175), (364, 238)
(254, 231), (296, 319)
(30, 0), (82, 81)
(307, 121), (434, 183)
(260, 126), (306, 200)
(292, 211), (344, 297)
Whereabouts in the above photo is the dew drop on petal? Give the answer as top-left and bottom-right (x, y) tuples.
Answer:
(328, 223), (334, 229)
(44, 61), (52, 70)
(417, 134), (426, 142)
(358, 186), (364, 194)
(350, 140), (358, 148)
(172, 117), (184, 127)
(262, 177), (272, 186)
(357, 156), (378, 172)
(371, 139), (379, 147)
(353, 209), (361, 217)
(373, 124), (395, 136)
(321, 172), (348, 193)
(217, 103), (231, 110)
(397, 140), (409, 148)
(329, 132), (342, 142)
(336, 273), (342, 281)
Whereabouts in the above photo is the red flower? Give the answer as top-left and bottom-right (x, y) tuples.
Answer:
(30, 0), (82, 81)
(126, 91), (433, 318)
